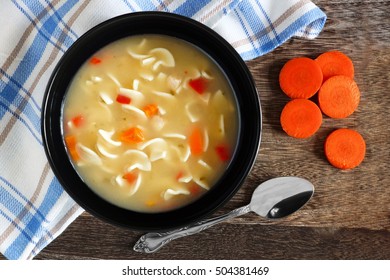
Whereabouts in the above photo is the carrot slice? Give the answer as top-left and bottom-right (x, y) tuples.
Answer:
(315, 51), (354, 82)
(189, 126), (203, 155)
(119, 127), (145, 144)
(318, 75), (360, 119)
(64, 135), (79, 161)
(279, 57), (323, 99)
(280, 99), (322, 138)
(189, 77), (208, 94)
(90, 57), (101, 65)
(142, 104), (159, 118)
(324, 128), (366, 169)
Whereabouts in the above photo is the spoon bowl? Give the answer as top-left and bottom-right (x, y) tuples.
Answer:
(134, 176), (314, 253)
(250, 176), (314, 218)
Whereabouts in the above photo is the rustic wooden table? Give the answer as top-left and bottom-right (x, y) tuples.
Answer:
(2, 0), (389, 260)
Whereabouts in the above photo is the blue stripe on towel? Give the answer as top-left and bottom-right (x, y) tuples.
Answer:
(4, 177), (63, 259)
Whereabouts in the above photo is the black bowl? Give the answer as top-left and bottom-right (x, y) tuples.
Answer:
(42, 12), (261, 231)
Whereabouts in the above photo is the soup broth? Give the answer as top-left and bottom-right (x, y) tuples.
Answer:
(63, 35), (238, 213)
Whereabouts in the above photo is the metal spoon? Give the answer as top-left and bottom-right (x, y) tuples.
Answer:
(133, 176), (314, 253)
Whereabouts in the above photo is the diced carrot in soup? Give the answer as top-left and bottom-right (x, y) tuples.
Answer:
(188, 77), (208, 94)
(142, 104), (159, 118)
(189, 126), (204, 155)
(175, 171), (183, 181)
(90, 57), (102, 65)
(116, 94), (131, 104)
(215, 145), (230, 161)
(189, 184), (202, 195)
(119, 127), (144, 144)
(123, 171), (138, 184)
(71, 114), (84, 128)
(64, 135), (79, 161)
(145, 200), (157, 207)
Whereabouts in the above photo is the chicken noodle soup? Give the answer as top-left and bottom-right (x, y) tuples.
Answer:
(62, 35), (238, 213)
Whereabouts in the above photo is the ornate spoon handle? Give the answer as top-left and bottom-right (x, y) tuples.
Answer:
(133, 205), (251, 253)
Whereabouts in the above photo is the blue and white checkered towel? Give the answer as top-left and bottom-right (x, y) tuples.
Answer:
(0, 0), (326, 259)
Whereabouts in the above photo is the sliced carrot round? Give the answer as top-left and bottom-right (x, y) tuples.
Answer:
(315, 51), (354, 82)
(318, 75), (360, 119)
(280, 99), (322, 138)
(324, 128), (366, 169)
(279, 57), (323, 99)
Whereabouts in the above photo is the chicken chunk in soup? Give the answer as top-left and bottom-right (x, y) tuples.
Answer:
(62, 35), (238, 213)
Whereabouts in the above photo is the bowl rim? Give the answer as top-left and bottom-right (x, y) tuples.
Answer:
(41, 11), (262, 231)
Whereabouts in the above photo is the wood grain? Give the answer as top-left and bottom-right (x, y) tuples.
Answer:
(33, 213), (390, 260)
(1, 0), (389, 260)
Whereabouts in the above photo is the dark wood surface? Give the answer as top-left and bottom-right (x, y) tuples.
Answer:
(2, 0), (390, 260)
